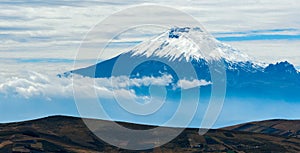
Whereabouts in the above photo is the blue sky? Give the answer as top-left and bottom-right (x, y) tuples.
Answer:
(0, 0), (300, 127)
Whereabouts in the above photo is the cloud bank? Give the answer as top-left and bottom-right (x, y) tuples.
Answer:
(0, 71), (210, 101)
(0, 70), (299, 129)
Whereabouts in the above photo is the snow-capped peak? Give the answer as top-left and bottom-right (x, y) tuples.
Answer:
(126, 27), (251, 62)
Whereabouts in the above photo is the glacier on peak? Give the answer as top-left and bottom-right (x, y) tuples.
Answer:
(126, 26), (252, 63)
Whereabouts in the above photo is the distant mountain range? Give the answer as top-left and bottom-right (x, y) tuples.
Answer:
(0, 116), (299, 152)
(65, 27), (300, 101)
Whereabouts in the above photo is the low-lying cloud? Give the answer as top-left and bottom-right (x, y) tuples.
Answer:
(0, 71), (209, 101)
(177, 79), (211, 90)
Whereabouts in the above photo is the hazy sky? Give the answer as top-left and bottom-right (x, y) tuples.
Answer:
(0, 0), (300, 126)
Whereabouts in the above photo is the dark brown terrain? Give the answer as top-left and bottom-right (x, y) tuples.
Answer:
(0, 116), (299, 153)
(223, 119), (300, 138)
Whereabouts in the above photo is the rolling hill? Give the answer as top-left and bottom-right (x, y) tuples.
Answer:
(0, 116), (299, 153)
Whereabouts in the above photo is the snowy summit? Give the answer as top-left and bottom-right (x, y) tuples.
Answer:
(127, 27), (250, 62)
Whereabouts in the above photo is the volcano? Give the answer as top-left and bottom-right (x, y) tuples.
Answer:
(66, 27), (300, 101)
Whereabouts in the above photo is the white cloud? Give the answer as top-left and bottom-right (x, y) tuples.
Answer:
(177, 79), (211, 90)
(0, 70), (171, 100)
(0, 71), (73, 99)
(0, 70), (211, 101)
(94, 75), (173, 88)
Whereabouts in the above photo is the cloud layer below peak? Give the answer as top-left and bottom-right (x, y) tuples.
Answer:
(0, 71), (210, 101)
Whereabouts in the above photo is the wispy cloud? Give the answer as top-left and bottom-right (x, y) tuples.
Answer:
(0, 0), (299, 62)
(217, 34), (300, 41)
(226, 40), (300, 65)
(214, 28), (298, 36)
(213, 28), (300, 41)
